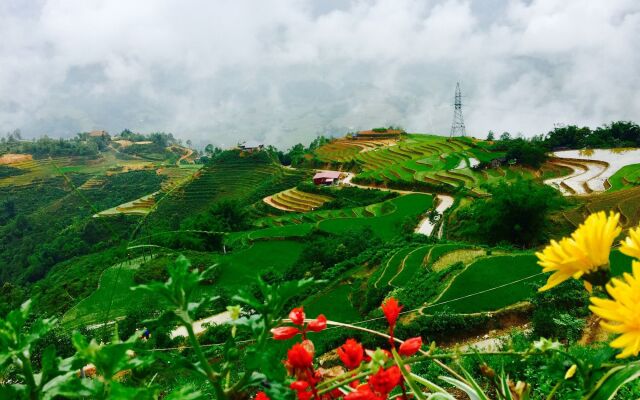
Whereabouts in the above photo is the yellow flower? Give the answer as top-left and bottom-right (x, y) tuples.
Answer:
(620, 226), (640, 260)
(564, 364), (577, 380)
(589, 261), (640, 358)
(536, 212), (621, 291)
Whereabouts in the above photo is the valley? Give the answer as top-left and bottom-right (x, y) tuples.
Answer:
(1, 123), (640, 398)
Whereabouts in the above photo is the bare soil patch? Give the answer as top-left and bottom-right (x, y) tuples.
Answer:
(0, 153), (32, 165)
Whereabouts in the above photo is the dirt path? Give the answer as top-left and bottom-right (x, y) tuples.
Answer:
(282, 169), (456, 236)
(415, 195), (454, 237)
(170, 311), (232, 339)
(176, 147), (194, 166)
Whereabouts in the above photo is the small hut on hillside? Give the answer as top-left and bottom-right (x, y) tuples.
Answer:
(238, 141), (264, 153)
(313, 171), (342, 185)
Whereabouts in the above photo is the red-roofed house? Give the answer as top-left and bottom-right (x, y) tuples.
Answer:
(313, 171), (342, 185)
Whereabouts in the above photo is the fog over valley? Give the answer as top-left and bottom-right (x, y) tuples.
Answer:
(1, 0), (639, 147)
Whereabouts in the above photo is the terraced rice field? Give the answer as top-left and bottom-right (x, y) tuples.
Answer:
(547, 148), (640, 195)
(254, 197), (393, 228)
(429, 254), (544, 314)
(562, 185), (640, 228)
(266, 188), (332, 212)
(315, 139), (393, 162)
(318, 194), (432, 240)
(0, 156), (76, 187)
(608, 163), (640, 191)
(244, 194), (432, 243)
(374, 245), (433, 287)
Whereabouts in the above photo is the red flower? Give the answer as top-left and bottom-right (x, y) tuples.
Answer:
(368, 365), (402, 395)
(271, 326), (300, 340)
(296, 392), (313, 400)
(290, 380), (309, 391)
(307, 314), (327, 332)
(398, 337), (422, 356)
(289, 307), (306, 325)
(337, 339), (364, 370)
(255, 392), (270, 400)
(381, 298), (402, 328)
(287, 343), (313, 369)
(344, 384), (384, 400)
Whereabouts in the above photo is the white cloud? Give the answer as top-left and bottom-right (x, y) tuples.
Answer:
(0, 0), (639, 148)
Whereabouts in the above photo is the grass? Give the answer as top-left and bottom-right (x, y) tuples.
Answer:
(318, 194), (433, 240)
(430, 254), (544, 314)
(608, 163), (640, 191)
(216, 240), (304, 289)
(389, 245), (432, 286)
(431, 249), (486, 272)
(304, 285), (361, 323)
(61, 259), (159, 329)
(563, 186), (640, 228)
(426, 244), (473, 269)
(63, 240), (304, 329)
(374, 247), (416, 288)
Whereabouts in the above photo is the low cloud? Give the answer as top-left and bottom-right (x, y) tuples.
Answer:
(1, 0), (639, 148)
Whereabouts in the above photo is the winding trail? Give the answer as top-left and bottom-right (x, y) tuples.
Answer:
(268, 169), (456, 237)
(175, 146), (194, 166)
(415, 194), (454, 237)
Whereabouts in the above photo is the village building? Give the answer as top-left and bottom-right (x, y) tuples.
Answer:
(313, 171), (342, 185)
(238, 141), (264, 153)
(354, 128), (404, 140)
(88, 130), (110, 139)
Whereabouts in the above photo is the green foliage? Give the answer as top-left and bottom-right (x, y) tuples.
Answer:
(297, 182), (397, 210)
(182, 200), (250, 232)
(450, 179), (566, 247)
(0, 170), (163, 284)
(544, 121), (640, 149)
(502, 139), (548, 168)
(285, 228), (380, 281)
(396, 309), (490, 343)
(431, 254), (544, 313)
(531, 280), (590, 342)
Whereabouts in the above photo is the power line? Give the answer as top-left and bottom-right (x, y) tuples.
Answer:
(145, 271), (545, 352)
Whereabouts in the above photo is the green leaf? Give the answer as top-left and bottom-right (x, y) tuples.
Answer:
(410, 373), (450, 394)
(438, 376), (486, 400)
(164, 385), (205, 400)
(391, 349), (426, 400)
(498, 371), (514, 400)
(585, 362), (640, 400)
(426, 393), (457, 400)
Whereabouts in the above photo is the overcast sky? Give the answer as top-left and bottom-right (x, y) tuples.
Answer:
(1, 0), (639, 148)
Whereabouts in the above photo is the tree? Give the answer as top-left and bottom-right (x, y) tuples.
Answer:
(499, 131), (511, 141)
(486, 131), (495, 141)
(451, 179), (566, 247)
(504, 139), (548, 168)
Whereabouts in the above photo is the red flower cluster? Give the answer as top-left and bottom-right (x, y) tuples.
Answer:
(337, 339), (364, 370)
(264, 300), (422, 400)
(288, 343), (314, 370)
(271, 306), (327, 341)
(381, 298), (402, 328)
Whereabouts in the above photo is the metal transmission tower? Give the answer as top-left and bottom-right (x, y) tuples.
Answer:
(449, 82), (466, 137)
